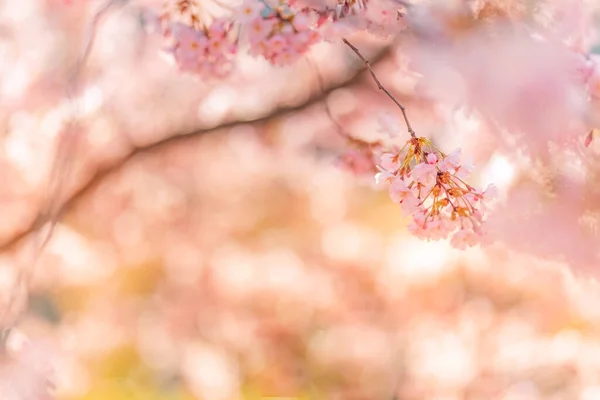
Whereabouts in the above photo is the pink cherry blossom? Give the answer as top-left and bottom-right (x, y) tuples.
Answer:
(400, 193), (421, 215)
(450, 229), (480, 249)
(239, 0), (321, 66)
(379, 152), (401, 172)
(146, 1), (505, 250)
(300, 0), (406, 41)
(388, 177), (411, 203)
(160, 11), (238, 79)
(426, 152), (438, 164)
(483, 184), (499, 200)
(439, 148), (461, 171)
(410, 162), (436, 187)
(363, 0), (407, 38)
(247, 18), (276, 44)
(373, 136), (496, 248)
(235, 0), (265, 23)
(455, 156), (474, 179)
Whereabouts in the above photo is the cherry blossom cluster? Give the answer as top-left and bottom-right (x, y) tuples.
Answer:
(166, 19), (237, 77)
(146, 0), (407, 76)
(154, 1), (238, 78)
(237, 0), (320, 65)
(290, 0), (406, 39)
(375, 136), (497, 249)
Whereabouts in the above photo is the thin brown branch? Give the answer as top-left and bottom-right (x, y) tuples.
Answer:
(342, 38), (416, 138)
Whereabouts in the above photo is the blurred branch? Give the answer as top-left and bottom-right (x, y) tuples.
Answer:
(43, 0), (127, 241)
(0, 0), (129, 337)
(0, 41), (395, 253)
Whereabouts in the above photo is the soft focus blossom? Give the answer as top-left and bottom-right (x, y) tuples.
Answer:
(2, 1), (600, 400)
(374, 136), (495, 248)
(241, 0), (321, 65)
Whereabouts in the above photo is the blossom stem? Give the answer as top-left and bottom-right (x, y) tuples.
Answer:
(342, 38), (416, 138)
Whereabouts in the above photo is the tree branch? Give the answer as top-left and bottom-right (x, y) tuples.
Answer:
(342, 38), (416, 138)
(0, 42), (396, 253)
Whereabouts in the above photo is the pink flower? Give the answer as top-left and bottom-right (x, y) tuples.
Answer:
(455, 156), (474, 179)
(171, 24), (204, 69)
(426, 152), (438, 164)
(408, 209), (429, 238)
(389, 177), (411, 203)
(400, 194), (421, 215)
(438, 148), (461, 172)
(374, 166), (394, 185)
(483, 184), (498, 200)
(410, 162), (436, 187)
(247, 18), (275, 44)
(208, 19), (228, 37)
(371, 134), (493, 249)
(379, 152), (401, 172)
(426, 216), (456, 240)
(466, 183), (498, 203)
(450, 229), (480, 249)
(293, 13), (311, 30)
(267, 35), (287, 53)
(241, 5), (320, 66)
(364, 1), (407, 38)
(207, 36), (226, 56)
(164, 19), (237, 79)
(235, 0), (265, 23)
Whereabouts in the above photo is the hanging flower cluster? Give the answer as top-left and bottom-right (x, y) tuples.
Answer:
(167, 19), (237, 77)
(375, 136), (497, 249)
(150, 2), (499, 248)
(149, 0), (408, 74)
(289, 0), (406, 39)
(157, 1), (238, 78)
(238, 0), (321, 65)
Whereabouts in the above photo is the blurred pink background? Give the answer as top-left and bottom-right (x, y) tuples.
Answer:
(1, 1), (600, 399)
